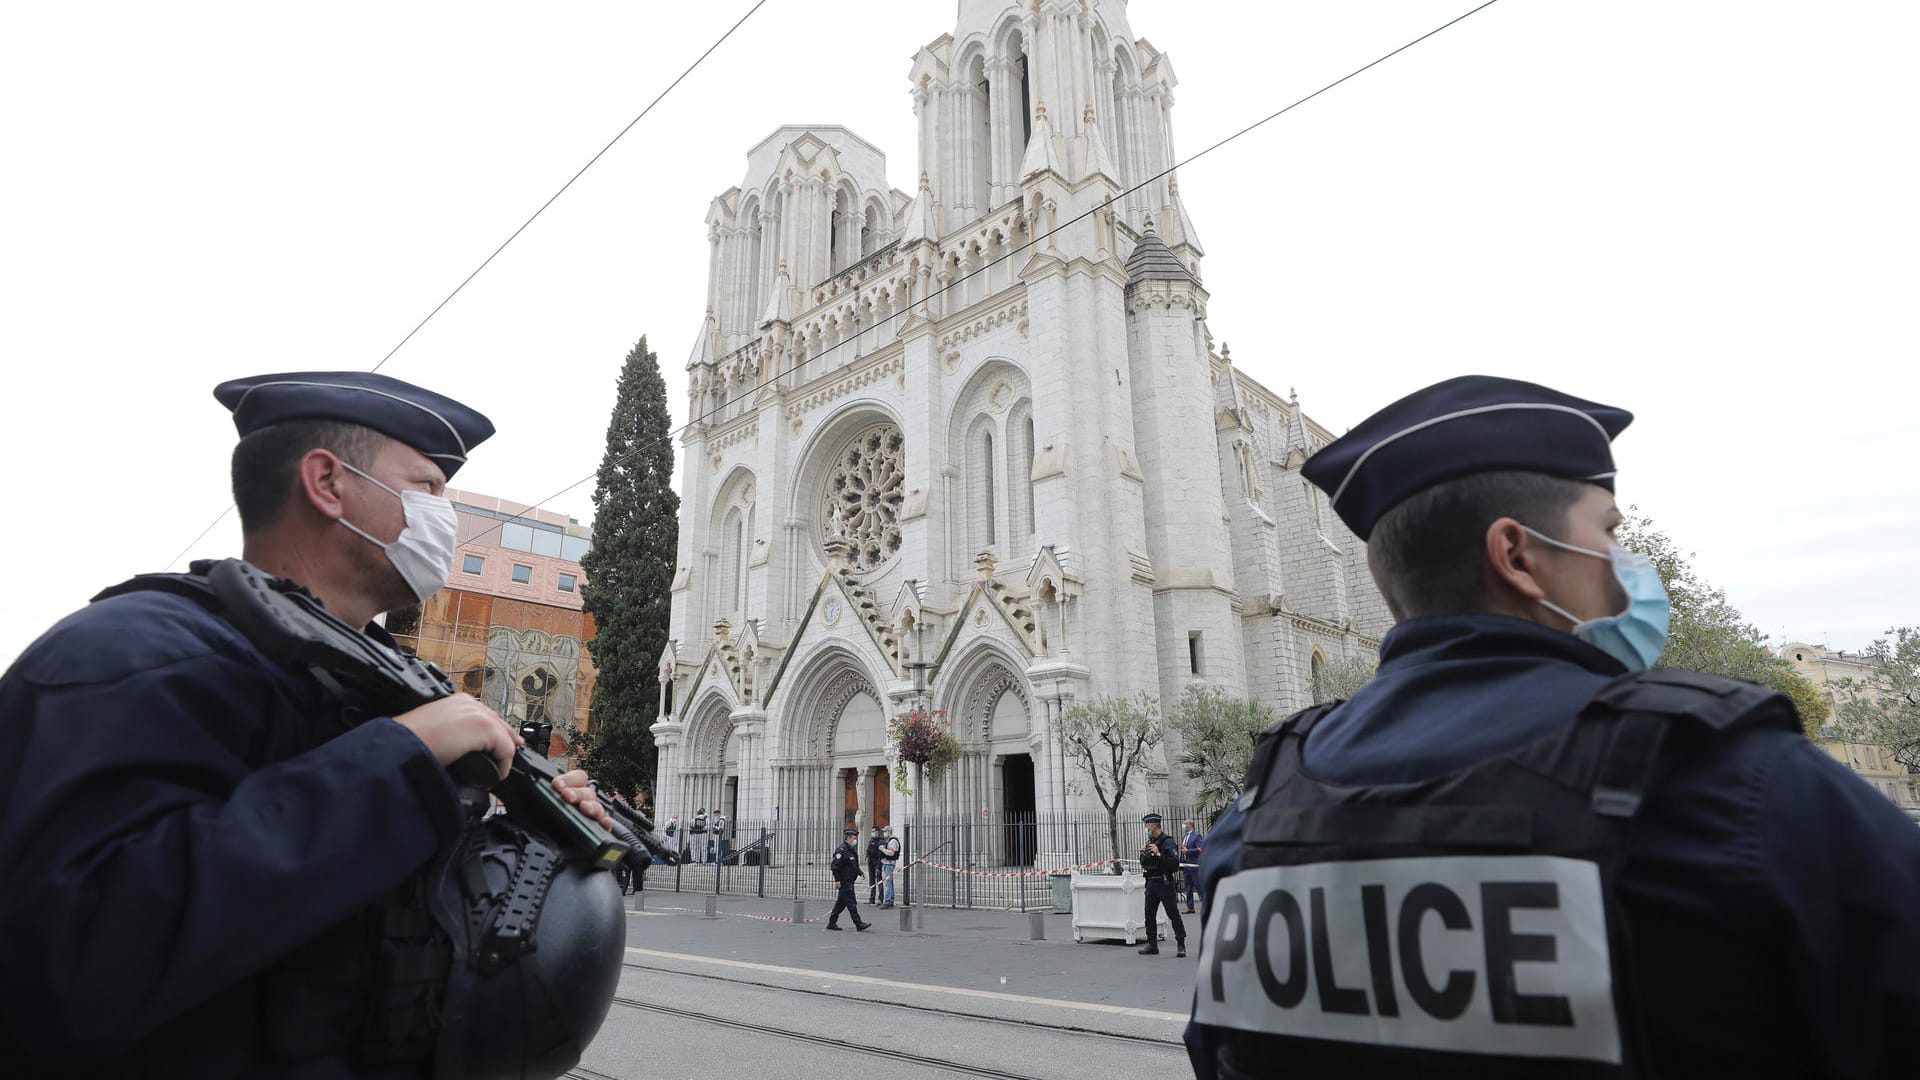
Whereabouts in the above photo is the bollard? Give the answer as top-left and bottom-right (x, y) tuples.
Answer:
(791, 899), (806, 927)
(632, 891), (645, 911)
(914, 904), (925, 931)
(899, 903), (913, 931)
(1028, 910), (1045, 941)
(703, 894), (717, 918)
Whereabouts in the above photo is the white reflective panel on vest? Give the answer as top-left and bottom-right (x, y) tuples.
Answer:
(1193, 856), (1620, 1064)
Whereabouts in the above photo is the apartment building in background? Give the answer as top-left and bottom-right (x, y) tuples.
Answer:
(388, 488), (597, 758)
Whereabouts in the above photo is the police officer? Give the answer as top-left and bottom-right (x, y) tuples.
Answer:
(1138, 813), (1186, 958)
(827, 826), (872, 931)
(1184, 375), (1920, 1078)
(0, 371), (614, 1077)
(865, 824), (885, 904)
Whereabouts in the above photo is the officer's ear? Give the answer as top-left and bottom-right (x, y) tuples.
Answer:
(1484, 517), (1553, 607)
(296, 448), (352, 523)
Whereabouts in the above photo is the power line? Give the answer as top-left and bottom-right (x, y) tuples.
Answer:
(161, 0), (769, 570)
(448, 0), (1507, 551)
(371, 0), (770, 374)
(164, 504), (235, 575)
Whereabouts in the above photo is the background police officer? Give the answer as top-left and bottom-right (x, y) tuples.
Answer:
(1184, 375), (1920, 1078)
(827, 826), (872, 931)
(1138, 813), (1186, 957)
(0, 372), (613, 1077)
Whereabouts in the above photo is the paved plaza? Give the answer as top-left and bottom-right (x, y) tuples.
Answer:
(573, 894), (1197, 1079)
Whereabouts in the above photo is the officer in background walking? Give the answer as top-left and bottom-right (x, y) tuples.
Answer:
(827, 827), (871, 931)
(1184, 375), (1920, 1078)
(1137, 813), (1186, 957)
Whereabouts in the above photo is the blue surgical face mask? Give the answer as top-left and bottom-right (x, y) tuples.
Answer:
(1521, 525), (1670, 673)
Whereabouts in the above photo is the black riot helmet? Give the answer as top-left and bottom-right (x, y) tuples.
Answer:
(427, 799), (625, 1078)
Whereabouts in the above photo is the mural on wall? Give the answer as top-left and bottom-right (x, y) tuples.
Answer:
(483, 626), (583, 730)
(393, 589), (599, 734)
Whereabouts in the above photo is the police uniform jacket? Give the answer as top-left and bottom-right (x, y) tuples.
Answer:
(831, 841), (864, 884)
(1140, 832), (1182, 881)
(1185, 613), (1920, 1079)
(0, 580), (467, 1077)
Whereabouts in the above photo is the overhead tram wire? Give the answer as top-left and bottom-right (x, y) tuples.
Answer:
(441, 0), (1507, 553)
(160, 0), (770, 571)
(371, 0), (771, 374)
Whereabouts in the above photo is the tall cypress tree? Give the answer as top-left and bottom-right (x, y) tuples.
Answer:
(577, 336), (679, 799)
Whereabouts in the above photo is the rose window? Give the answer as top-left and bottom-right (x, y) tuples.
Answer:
(822, 423), (905, 571)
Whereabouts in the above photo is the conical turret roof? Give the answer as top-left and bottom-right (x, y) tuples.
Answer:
(1124, 220), (1197, 285)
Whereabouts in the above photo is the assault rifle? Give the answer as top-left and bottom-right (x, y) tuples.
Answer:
(592, 787), (675, 874)
(205, 558), (677, 868)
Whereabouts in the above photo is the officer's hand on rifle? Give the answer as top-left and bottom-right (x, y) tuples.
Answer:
(551, 769), (614, 831)
(395, 693), (521, 780)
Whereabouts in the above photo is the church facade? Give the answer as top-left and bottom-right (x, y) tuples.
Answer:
(651, 0), (1391, 850)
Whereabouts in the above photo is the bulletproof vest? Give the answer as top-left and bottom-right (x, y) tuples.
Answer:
(96, 566), (624, 1078)
(1194, 669), (1798, 1080)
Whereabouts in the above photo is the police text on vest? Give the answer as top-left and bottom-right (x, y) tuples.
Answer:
(1193, 856), (1620, 1063)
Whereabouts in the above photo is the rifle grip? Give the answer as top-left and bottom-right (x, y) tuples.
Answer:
(450, 751), (502, 791)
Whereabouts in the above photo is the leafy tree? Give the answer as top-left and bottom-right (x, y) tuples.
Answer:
(577, 337), (679, 798)
(1616, 510), (1827, 735)
(1168, 685), (1275, 815)
(1832, 627), (1920, 770)
(1057, 692), (1162, 866)
(1312, 654), (1378, 705)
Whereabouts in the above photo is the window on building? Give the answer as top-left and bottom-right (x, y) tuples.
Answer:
(1189, 631), (1204, 676)
(531, 528), (563, 558)
(561, 535), (591, 562)
(511, 564), (532, 584)
(558, 573), (577, 593)
(462, 554), (484, 575)
(720, 507), (744, 615)
(501, 522), (534, 552)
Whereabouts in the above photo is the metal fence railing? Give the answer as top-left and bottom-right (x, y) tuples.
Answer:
(639, 808), (1220, 911)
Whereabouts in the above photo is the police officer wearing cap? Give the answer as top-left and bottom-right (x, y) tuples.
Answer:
(1138, 813), (1187, 957)
(0, 372), (616, 1077)
(1185, 376), (1920, 1078)
(828, 826), (872, 932)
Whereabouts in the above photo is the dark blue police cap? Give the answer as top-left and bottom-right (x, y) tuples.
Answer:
(213, 371), (495, 480)
(1301, 375), (1632, 541)
(1143, 813), (1163, 825)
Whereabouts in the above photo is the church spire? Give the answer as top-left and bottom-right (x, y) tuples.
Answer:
(1019, 100), (1063, 182)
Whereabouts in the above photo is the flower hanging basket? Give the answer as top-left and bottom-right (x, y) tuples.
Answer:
(888, 708), (960, 794)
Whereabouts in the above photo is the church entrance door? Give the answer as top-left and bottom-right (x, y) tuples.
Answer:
(1002, 752), (1035, 867)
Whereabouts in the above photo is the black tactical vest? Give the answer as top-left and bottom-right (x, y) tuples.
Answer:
(1195, 669), (1798, 1079)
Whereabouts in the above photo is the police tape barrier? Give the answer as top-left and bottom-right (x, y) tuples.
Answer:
(905, 857), (1121, 878)
(641, 903), (827, 924)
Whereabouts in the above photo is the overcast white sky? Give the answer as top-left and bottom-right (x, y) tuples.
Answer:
(2, 0), (1915, 672)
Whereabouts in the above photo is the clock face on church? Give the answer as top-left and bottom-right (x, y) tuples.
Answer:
(822, 596), (843, 626)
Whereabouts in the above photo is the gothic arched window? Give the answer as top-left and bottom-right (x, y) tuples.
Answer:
(720, 507), (745, 616)
(1008, 401), (1035, 542)
(965, 415), (998, 557)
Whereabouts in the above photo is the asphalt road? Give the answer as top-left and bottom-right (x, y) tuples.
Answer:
(570, 893), (1199, 1080)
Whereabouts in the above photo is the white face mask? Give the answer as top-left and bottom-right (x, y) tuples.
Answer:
(337, 460), (459, 604)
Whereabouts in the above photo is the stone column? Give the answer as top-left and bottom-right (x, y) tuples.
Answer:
(729, 709), (766, 827)
(651, 717), (685, 843)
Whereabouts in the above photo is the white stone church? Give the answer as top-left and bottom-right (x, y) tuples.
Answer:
(651, 0), (1391, 854)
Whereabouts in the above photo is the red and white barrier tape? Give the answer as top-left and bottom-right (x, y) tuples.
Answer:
(903, 856), (1120, 878)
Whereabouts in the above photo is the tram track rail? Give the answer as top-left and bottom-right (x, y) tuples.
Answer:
(618, 957), (1184, 1047)
(597, 993), (1060, 1080)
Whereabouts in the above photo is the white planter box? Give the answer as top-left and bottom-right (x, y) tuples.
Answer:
(1070, 867), (1146, 944)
